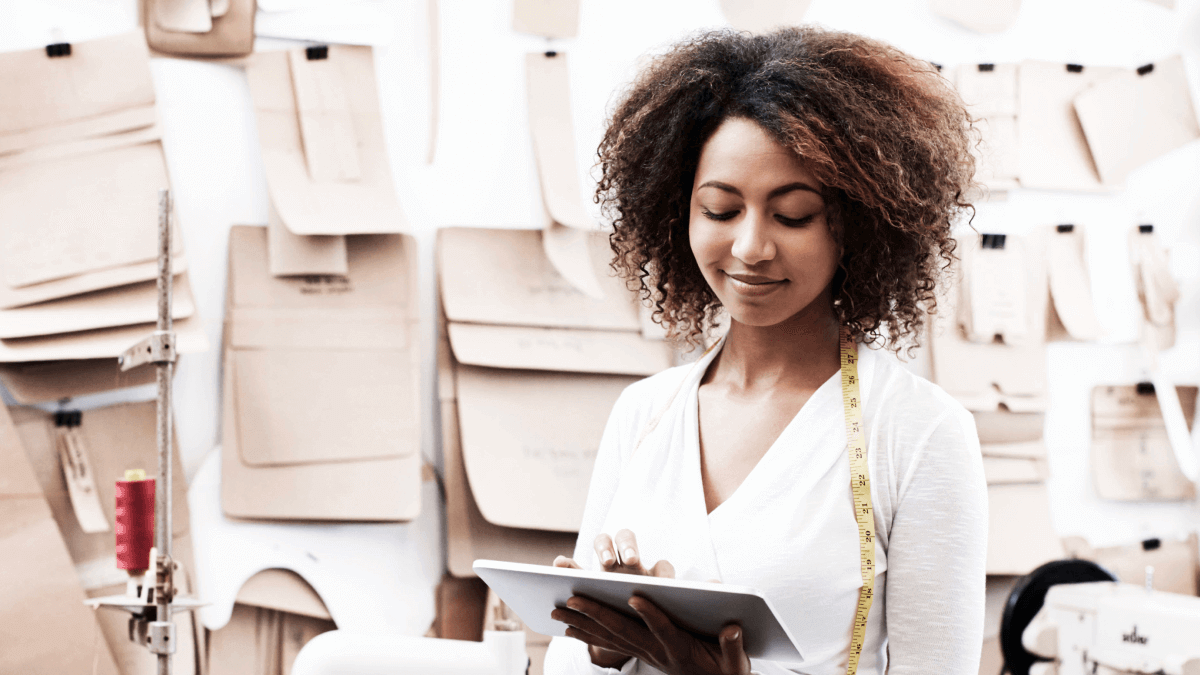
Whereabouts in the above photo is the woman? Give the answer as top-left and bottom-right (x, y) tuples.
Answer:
(542, 26), (987, 675)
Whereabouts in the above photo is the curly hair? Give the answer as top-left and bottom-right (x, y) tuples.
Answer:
(597, 26), (976, 351)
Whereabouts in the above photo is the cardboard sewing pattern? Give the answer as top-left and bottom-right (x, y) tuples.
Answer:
(145, 0), (256, 57)
(525, 51), (606, 299)
(1018, 61), (1122, 191)
(930, 232), (1048, 412)
(0, 272), (197, 339)
(929, 0), (1021, 33)
(267, 201), (349, 277)
(1091, 385), (1198, 501)
(1074, 56), (1200, 185)
(0, 404), (119, 675)
(513, 0), (580, 38)
(1047, 226), (1103, 341)
(0, 33), (187, 313)
(222, 226), (421, 521)
(244, 46), (407, 236)
(955, 64), (1019, 193)
(438, 227), (673, 573)
(719, 0), (813, 32)
(986, 482), (1065, 575)
(0, 357), (158, 404)
(1130, 228), (1180, 351)
(191, 449), (442, 636)
(0, 314), (208, 362)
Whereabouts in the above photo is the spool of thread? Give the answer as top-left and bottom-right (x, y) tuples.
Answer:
(115, 469), (155, 572)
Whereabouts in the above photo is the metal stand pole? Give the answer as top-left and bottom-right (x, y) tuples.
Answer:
(118, 189), (178, 675)
(153, 189), (174, 675)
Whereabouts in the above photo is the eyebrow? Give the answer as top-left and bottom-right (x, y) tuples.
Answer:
(697, 181), (822, 199)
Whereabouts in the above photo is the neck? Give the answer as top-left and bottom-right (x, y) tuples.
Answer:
(708, 299), (841, 392)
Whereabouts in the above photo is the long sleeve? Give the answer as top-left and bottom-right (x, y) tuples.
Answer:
(542, 383), (645, 675)
(882, 407), (988, 674)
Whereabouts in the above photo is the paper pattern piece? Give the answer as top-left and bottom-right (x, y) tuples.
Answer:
(146, 0), (255, 57)
(267, 202), (349, 277)
(222, 226), (421, 521)
(244, 46), (407, 235)
(438, 227), (672, 540)
(1047, 227), (1103, 341)
(720, 0), (813, 32)
(191, 449), (441, 636)
(955, 64), (1019, 193)
(1018, 61), (1122, 191)
(961, 233), (1032, 344)
(0, 357), (158, 404)
(1066, 534), (1199, 596)
(986, 483), (1065, 575)
(931, 232), (1048, 412)
(525, 51), (606, 299)
(208, 603), (335, 675)
(1130, 229), (1180, 351)
(1074, 56), (1200, 185)
(0, 314), (208, 363)
(1091, 385), (1197, 501)
(929, 0), (1021, 33)
(0, 404), (119, 675)
(513, 0), (580, 38)
(237, 568), (333, 620)
(0, 273), (196, 339)
(0, 32), (185, 310)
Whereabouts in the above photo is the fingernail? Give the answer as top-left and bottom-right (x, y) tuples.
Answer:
(600, 551), (613, 565)
(624, 548), (636, 561)
(730, 629), (740, 640)
(628, 598), (639, 610)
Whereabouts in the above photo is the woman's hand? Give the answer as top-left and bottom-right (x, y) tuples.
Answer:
(550, 530), (750, 674)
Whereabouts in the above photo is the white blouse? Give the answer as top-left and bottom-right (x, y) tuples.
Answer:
(542, 340), (988, 675)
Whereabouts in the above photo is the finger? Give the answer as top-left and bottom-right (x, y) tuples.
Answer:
(568, 596), (657, 655)
(553, 555), (581, 569)
(593, 533), (617, 569)
(613, 529), (640, 567)
(706, 578), (722, 584)
(628, 595), (685, 651)
(564, 626), (627, 655)
(719, 624), (750, 674)
(552, 607), (629, 648)
(649, 559), (676, 579)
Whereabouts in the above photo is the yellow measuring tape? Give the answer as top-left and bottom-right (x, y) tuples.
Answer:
(839, 326), (874, 675)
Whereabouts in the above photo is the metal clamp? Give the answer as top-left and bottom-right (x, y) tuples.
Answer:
(118, 331), (177, 371)
(146, 621), (176, 655)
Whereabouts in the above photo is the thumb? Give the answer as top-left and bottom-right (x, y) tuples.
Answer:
(719, 624), (750, 674)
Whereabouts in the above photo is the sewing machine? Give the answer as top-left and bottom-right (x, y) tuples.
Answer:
(1018, 577), (1200, 675)
(290, 600), (530, 675)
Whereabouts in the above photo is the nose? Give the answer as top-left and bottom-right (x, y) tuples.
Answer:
(730, 209), (776, 265)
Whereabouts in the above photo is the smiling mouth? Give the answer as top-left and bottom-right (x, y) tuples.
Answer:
(725, 272), (786, 285)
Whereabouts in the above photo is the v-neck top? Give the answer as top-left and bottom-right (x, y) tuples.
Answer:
(543, 340), (988, 675)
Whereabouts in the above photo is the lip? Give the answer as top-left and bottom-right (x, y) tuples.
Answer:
(724, 271), (787, 296)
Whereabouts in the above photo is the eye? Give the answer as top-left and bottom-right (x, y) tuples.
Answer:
(701, 209), (739, 222)
(777, 213), (819, 228)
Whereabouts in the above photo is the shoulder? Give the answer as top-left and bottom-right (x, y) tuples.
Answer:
(864, 348), (979, 458)
(610, 361), (696, 432)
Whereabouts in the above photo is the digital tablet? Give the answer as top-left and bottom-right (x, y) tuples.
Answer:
(473, 559), (803, 663)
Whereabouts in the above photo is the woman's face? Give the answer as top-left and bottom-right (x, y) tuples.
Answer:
(689, 117), (840, 329)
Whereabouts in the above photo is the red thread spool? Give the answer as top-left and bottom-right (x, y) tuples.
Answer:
(115, 472), (155, 572)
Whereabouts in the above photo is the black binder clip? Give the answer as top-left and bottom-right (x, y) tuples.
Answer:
(545, 50), (558, 58)
(46, 42), (72, 58)
(1056, 224), (1074, 233)
(305, 45), (329, 60)
(1136, 382), (1156, 395)
(1142, 538), (1162, 551)
(1139, 224), (1154, 234)
(1066, 63), (1084, 73)
(977, 63), (995, 72)
(54, 410), (82, 428)
(981, 233), (1006, 249)
(1137, 63), (1155, 76)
